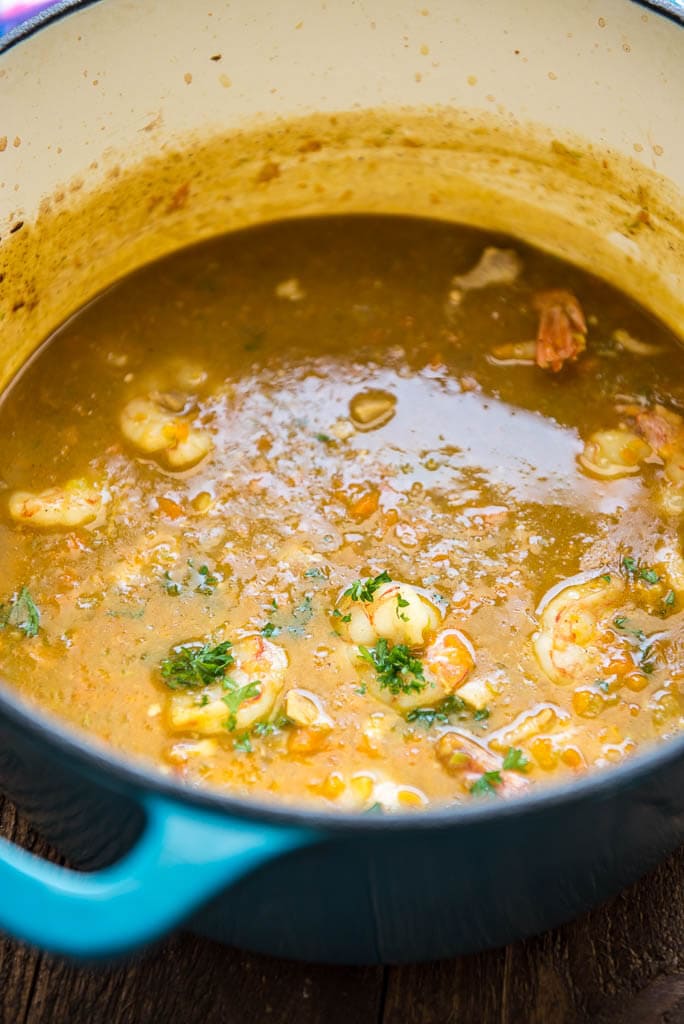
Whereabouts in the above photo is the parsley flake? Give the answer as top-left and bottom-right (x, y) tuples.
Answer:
(163, 571), (182, 596)
(0, 587), (41, 638)
(343, 571), (392, 603)
(358, 639), (426, 696)
(196, 564), (219, 594)
(160, 640), (234, 689)
(223, 679), (261, 731)
(470, 771), (502, 798)
(233, 733), (253, 753)
(406, 694), (466, 727)
(502, 747), (529, 772)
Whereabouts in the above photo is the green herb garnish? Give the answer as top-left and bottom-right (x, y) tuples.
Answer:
(332, 609), (352, 624)
(396, 594), (410, 621)
(406, 694), (466, 727)
(252, 716), (292, 737)
(502, 747), (529, 772)
(196, 564), (219, 594)
(163, 571), (182, 596)
(223, 679), (261, 731)
(473, 707), (490, 722)
(233, 733), (253, 753)
(358, 639), (426, 696)
(621, 556), (661, 585)
(0, 587), (41, 637)
(160, 640), (234, 689)
(343, 571), (392, 603)
(613, 616), (658, 674)
(469, 771), (502, 798)
(261, 622), (281, 638)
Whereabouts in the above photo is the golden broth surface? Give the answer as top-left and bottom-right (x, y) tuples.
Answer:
(0, 215), (683, 811)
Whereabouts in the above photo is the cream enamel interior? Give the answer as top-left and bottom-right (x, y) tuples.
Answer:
(0, 0), (682, 389)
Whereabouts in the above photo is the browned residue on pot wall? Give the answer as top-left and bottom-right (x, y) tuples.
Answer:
(0, 107), (682, 391)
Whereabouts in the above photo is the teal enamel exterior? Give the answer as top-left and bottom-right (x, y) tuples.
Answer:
(0, 0), (681, 966)
(0, 793), (313, 957)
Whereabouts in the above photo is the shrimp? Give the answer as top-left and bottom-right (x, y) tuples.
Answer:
(621, 403), (684, 515)
(534, 289), (587, 372)
(120, 395), (212, 470)
(8, 479), (102, 529)
(169, 635), (288, 734)
(534, 572), (640, 687)
(435, 731), (530, 796)
(579, 429), (652, 479)
(423, 628), (478, 703)
(334, 579), (442, 648)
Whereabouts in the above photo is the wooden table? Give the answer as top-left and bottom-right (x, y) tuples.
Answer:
(2, 797), (683, 1024)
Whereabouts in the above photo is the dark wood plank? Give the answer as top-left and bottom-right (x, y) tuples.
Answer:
(2, 789), (684, 1024)
(0, 796), (385, 1024)
(19, 937), (385, 1024)
(382, 847), (684, 1024)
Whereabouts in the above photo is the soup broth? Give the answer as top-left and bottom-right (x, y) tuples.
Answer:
(0, 214), (683, 811)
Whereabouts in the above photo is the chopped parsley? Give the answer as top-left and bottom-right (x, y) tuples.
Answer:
(261, 622), (281, 638)
(502, 747), (529, 772)
(621, 556), (661, 585)
(314, 433), (334, 444)
(406, 694), (466, 727)
(332, 609), (352, 624)
(396, 594), (410, 621)
(358, 639), (426, 696)
(0, 587), (40, 638)
(612, 616), (657, 674)
(252, 716), (292, 737)
(469, 771), (502, 798)
(663, 589), (676, 615)
(233, 733), (253, 753)
(196, 565), (219, 594)
(287, 595), (314, 636)
(304, 567), (327, 579)
(223, 679), (261, 731)
(473, 707), (490, 722)
(343, 571), (392, 603)
(163, 571), (182, 596)
(160, 640), (234, 689)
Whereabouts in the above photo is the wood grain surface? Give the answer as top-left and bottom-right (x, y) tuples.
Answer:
(1, 795), (684, 1024)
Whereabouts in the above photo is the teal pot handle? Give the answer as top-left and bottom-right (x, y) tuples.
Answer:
(0, 792), (313, 957)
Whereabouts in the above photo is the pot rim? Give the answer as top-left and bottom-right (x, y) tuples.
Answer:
(1, 0), (682, 54)
(0, 0), (683, 835)
(2, 669), (684, 834)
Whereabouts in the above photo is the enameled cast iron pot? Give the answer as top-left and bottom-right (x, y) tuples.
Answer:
(0, 0), (683, 964)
